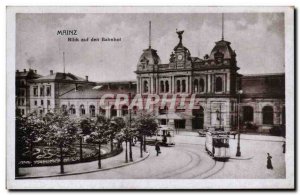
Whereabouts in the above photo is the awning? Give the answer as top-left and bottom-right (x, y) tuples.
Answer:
(156, 113), (183, 120)
(156, 112), (195, 120)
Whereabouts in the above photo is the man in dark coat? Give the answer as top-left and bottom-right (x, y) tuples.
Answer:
(155, 142), (161, 156)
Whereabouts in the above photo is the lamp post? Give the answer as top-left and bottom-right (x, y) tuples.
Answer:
(236, 90), (243, 157)
(128, 92), (133, 162)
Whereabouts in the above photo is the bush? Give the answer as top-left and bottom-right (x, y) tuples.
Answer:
(269, 125), (285, 137)
(243, 122), (258, 131)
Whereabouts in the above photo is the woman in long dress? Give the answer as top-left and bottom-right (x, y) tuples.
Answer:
(267, 153), (273, 169)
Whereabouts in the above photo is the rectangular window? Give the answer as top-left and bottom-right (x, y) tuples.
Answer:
(47, 100), (50, 106)
(21, 99), (25, 106)
(20, 89), (25, 96)
(33, 87), (38, 96)
(21, 109), (25, 115)
(46, 85), (51, 96)
(34, 100), (37, 106)
(41, 100), (44, 105)
(40, 86), (44, 96)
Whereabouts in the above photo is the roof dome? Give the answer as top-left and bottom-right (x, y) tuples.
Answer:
(209, 40), (236, 60)
(137, 47), (161, 66)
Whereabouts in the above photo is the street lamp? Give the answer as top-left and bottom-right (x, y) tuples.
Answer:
(236, 89), (243, 157)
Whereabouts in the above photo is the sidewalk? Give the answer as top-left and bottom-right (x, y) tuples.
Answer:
(177, 130), (284, 142)
(17, 145), (149, 179)
(231, 133), (285, 142)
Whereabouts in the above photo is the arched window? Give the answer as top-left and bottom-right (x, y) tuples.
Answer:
(182, 80), (186, 92)
(194, 79), (199, 93)
(215, 77), (223, 92)
(111, 105), (117, 118)
(99, 107), (106, 116)
(177, 80), (181, 92)
(199, 79), (205, 92)
(192, 106), (204, 129)
(70, 104), (76, 115)
(133, 106), (138, 115)
(262, 106), (274, 125)
(80, 105), (85, 116)
(165, 81), (169, 93)
(143, 80), (148, 93)
(243, 106), (253, 122)
(160, 80), (164, 93)
(121, 105), (128, 116)
(89, 105), (95, 117)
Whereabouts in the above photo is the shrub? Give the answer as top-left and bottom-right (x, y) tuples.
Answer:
(269, 125), (285, 137)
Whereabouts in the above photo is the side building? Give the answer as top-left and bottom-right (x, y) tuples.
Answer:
(28, 70), (95, 116)
(16, 69), (41, 115)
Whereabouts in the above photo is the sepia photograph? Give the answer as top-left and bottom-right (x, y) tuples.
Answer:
(6, 6), (294, 189)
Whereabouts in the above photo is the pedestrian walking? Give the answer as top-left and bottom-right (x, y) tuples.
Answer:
(266, 153), (273, 170)
(282, 141), (286, 153)
(155, 142), (161, 156)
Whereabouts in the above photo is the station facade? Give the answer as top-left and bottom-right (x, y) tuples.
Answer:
(16, 30), (285, 133)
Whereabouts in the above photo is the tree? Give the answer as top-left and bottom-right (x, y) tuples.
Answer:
(80, 118), (93, 135)
(118, 125), (136, 163)
(133, 113), (158, 157)
(15, 112), (45, 171)
(86, 115), (109, 169)
(107, 117), (125, 151)
(42, 111), (79, 173)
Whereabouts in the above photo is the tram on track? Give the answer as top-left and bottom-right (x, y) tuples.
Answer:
(205, 129), (230, 160)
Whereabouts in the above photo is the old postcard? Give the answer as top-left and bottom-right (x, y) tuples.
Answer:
(6, 6), (294, 189)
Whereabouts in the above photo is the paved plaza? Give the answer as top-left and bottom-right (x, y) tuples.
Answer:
(18, 132), (285, 180)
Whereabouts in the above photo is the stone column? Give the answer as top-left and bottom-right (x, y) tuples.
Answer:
(207, 74), (211, 93)
(227, 73), (230, 93)
(185, 119), (192, 130)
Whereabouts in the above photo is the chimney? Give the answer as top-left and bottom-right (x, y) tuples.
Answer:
(85, 76), (88, 81)
(50, 70), (53, 75)
(16, 69), (19, 73)
(34, 70), (37, 73)
(24, 69), (26, 72)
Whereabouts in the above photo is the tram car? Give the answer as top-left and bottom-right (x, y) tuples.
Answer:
(205, 129), (230, 160)
(155, 125), (175, 146)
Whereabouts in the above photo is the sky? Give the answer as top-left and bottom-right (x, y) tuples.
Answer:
(16, 13), (285, 82)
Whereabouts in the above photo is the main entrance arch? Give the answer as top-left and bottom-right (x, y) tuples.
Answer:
(192, 107), (204, 129)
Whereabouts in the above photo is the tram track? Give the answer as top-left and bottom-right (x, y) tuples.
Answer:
(149, 147), (202, 179)
(200, 161), (225, 179)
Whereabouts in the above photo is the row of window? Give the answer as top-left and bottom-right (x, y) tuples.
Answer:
(33, 85), (51, 97)
(34, 100), (51, 106)
(62, 104), (138, 117)
(142, 76), (224, 93)
(17, 98), (25, 106)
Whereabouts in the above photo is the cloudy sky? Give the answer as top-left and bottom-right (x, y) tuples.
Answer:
(16, 12), (284, 82)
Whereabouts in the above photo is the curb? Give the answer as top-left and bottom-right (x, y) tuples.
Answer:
(229, 156), (253, 160)
(16, 151), (150, 179)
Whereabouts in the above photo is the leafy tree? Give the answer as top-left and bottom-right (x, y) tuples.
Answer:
(16, 112), (45, 166)
(42, 111), (80, 173)
(86, 115), (109, 169)
(42, 112), (79, 146)
(108, 117), (125, 151)
(80, 118), (93, 135)
(133, 113), (158, 156)
(118, 125), (136, 163)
